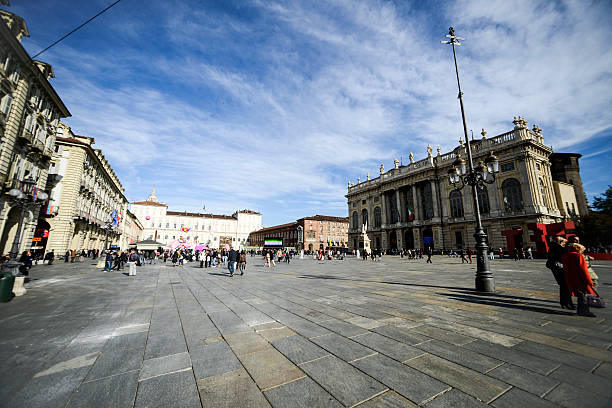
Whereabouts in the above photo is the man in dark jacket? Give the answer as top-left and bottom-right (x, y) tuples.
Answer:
(228, 248), (237, 277)
(104, 251), (113, 272)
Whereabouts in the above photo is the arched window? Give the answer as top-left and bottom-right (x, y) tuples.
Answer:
(477, 186), (490, 214)
(449, 190), (464, 217)
(361, 209), (368, 227)
(502, 178), (523, 212)
(539, 178), (548, 207)
(374, 207), (382, 228)
(352, 211), (358, 229)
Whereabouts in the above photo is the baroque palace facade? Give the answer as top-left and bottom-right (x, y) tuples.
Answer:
(131, 190), (261, 249)
(346, 117), (588, 256)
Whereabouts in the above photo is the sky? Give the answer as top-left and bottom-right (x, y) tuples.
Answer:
(7, 0), (612, 226)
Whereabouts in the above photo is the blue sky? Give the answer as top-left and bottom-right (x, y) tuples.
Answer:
(8, 0), (612, 226)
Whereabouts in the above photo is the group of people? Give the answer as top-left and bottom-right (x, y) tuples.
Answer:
(103, 249), (142, 276)
(546, 235), (599, 317)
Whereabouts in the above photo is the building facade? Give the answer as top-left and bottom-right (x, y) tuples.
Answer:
(131, 190), (262, 249)
(120, 210), (143, 249)
(249, 215), (349, 251)
(346, 117), (584, 256)
(43, 125), (128, 255)
(0, 10), (71, 256)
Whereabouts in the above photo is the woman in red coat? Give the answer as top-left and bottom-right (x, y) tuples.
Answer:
(561, 241), (597, 317)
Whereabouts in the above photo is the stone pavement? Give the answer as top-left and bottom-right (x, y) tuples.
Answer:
(1, 255), (611, 408)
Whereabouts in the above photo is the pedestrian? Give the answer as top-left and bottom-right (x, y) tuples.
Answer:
(44, 249), (55, 265)
(498, 248), (503, 260)
(239, 250), (247, 275)
(546, 236), (574, 310)
(562, 240), (597, 317)
(426, 246), (433, 263)
(512, 248), (519, 261)
(104, 251), (113, 272)
(460, 249), (467, 264)
(171, 251), (178, 267)
(527, 247), (533, 260)
(128, 250), (138, 276)
(64, 250), (70, 262)
(228, 247), (237, 277)
(18, 250), (32, 277)
(70, 249), (76, 263)
(489, 247), (495, 260)
(265, 250), (271, 267)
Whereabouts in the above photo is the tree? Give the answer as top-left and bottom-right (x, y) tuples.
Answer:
(592, 185), (612, 215)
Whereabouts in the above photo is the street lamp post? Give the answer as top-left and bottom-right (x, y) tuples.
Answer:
(441, 27), (500, 292)
(1, 175), (49, 276)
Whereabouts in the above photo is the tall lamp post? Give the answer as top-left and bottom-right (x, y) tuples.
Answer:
(1, 175), (48, 276)
(441, 27), (500, 292)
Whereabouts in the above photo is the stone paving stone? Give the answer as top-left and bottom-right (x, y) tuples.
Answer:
(197, 368), (271, 408)
(352, 353), (450, 405)
(311, 332), (376, 362)
(140, 352), (192, 381)
(545, 382), (612, 408)
(549, 364), (612, 398)
(184, 326), (222, 349)
(68, 370), (139, 408)
(415, 339), (503, 373)
(512, 340), (601, 372)
(256, 326), (296, 342)
(135, 370), (201, 408)
(208, 310), (252, 335)
(317, 318), (369, 337)
(281, 316), (332, 338)
(300, 354), (387, 407)
(271, 334), (330, 365)
(429, 321), (522, 347)
(487, 363), (559, 396)
(238, 346), (305, 390)
(411, 325), (476, 346)
(406, 354), (510, 403)
(224, 331), (272, 356)
(373, 325), (431, 345)
(569, 333), (612, 350)
(422, 389), (488, 407)
(86, 347), (144, 381)
(263, 376), (342, 408)
(463, 340), (559, 375)
(190, 340), (243, 380)
(104, 331), (148, 351)
(253, 322), (285, 331)
(355, 390), (417, 407)
(352, 332), (425, 362)
(144, 330), (187, 360)
(491, 388), (559, 408)
(112, 322), (150, 336)
(520, 331), (612, 363)
(346, 315), (385, 329)
(593, 362), (612, 380)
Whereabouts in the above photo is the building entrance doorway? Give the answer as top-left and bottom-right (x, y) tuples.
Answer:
(389, 230), (397, 250)
(404, 230), (414, 249)
(31, 220), (50, 259)
(423, 228), (434, 250)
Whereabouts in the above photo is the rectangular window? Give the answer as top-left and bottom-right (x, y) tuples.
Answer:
(362, 200), (366, 205)
(501, 162), (515, 172)
(352, 202), (357, 207)
(374, 196), (380, 202)
(536, 163), (541, 170)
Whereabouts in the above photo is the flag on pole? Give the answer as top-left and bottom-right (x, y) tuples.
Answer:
(407, 202), (414, 221)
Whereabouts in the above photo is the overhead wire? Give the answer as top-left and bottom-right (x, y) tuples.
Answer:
(31, 0), (123, 59)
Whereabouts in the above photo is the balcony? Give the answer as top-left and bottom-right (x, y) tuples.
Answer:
(42, 145), (54, 158)
(18, 129), (34, 144)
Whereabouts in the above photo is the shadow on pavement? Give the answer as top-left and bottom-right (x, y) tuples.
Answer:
(439, 292), (574, 315)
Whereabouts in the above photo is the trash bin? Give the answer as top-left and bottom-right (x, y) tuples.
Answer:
(0, 272), (15, 302)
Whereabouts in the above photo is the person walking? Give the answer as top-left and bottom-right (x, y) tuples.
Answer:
(19, 250), (32, 277)
(104, 251), (113, 272)
(460, 249), (467, 264)
(265, 250), (271, 267)
(562, 240), (597, 317)
(44, 250), (55, 265)
(227, 247), (237, 277)
(239, 250), (247, 275)
(426, 246), (433, 263)
(546, 236), (574, 309)
(128, 250), (138, 276)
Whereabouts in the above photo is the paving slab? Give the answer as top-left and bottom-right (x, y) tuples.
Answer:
(190, 340), (243, 380)
(271, 334), (330, 365)
(372, 325), (431, 345)
(263, 376), (342, 408)
(423, 389), (488, 407)
(415, 339), (503, 373)
(351, 331), (425, 362)
(593, 362), (612, 380)
(197, 368), (270, 408)
(355, 390), (417, 407)
(549, 364), (612, 398)
(406, 354), (510, 403)
(68, 371), (139, 408)
(512, 340), (601, 372)
(104, 331), (148, 351)
(135, 370), (201, 408)
(238, 346), (305, 390)
(487, 363), (559, 396)
(311, 332), (376, 362)
(86, 347), (144, 381)
(544, 382), (612, 408)
(491, 388), (559, 408)
(300, 355), (387, 406)
(140, 352), (192, 381)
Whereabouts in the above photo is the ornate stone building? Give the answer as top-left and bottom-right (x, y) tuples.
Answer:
(346, 118), (585, 256)
(0, 10), (71, 255)
(119, 209), (143, 249)
(249, 215), (349, 251)
(131, 190), (262, 249)
(43, 124), (128, 254)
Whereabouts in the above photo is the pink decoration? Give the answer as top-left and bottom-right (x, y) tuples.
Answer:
(145, 216), (151, 220)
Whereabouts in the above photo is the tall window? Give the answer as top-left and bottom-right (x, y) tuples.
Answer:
(352, 211), (358, 229)
(403, 187), (415, 221)
(477, 186), (490, 214)
(420, 183), (434, 220)
(539, 178), (548, 207)
(374, 207), (382, 228)
(388, 191), (399, 224)
(449, 190), (464, 217)
(502, 178), (523, 212)
(361, 209), (368, 227)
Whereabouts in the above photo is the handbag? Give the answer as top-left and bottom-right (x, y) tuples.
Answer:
(586, 292), (606, 308)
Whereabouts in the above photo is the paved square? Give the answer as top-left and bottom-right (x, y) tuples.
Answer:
(1, 255), (611, 407)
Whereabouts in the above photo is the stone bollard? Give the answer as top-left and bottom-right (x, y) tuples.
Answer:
(12, 276), (26, 296)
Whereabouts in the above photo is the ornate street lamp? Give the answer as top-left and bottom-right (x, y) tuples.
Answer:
(441, 27), (500, 292)
(1, 175), (49, 276)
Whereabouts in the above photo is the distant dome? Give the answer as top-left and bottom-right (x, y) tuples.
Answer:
(147, 187), (159, 203)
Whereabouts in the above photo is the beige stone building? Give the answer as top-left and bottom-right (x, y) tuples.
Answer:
(346, 117), (586, 257)
(42, 124), (128, 255)
(119, 209), (143, 249)
(131, 190), (262, 249)
(0, 10), (71, 256)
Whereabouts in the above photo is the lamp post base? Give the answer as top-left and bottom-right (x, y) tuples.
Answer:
(475, 276), (495, 292)
(1, 260), (23, 277)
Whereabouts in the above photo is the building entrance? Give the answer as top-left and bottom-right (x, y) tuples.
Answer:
(404, 229), (414, 249)
(423, 228), (434, 250)
(389, 230), (397, 250)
